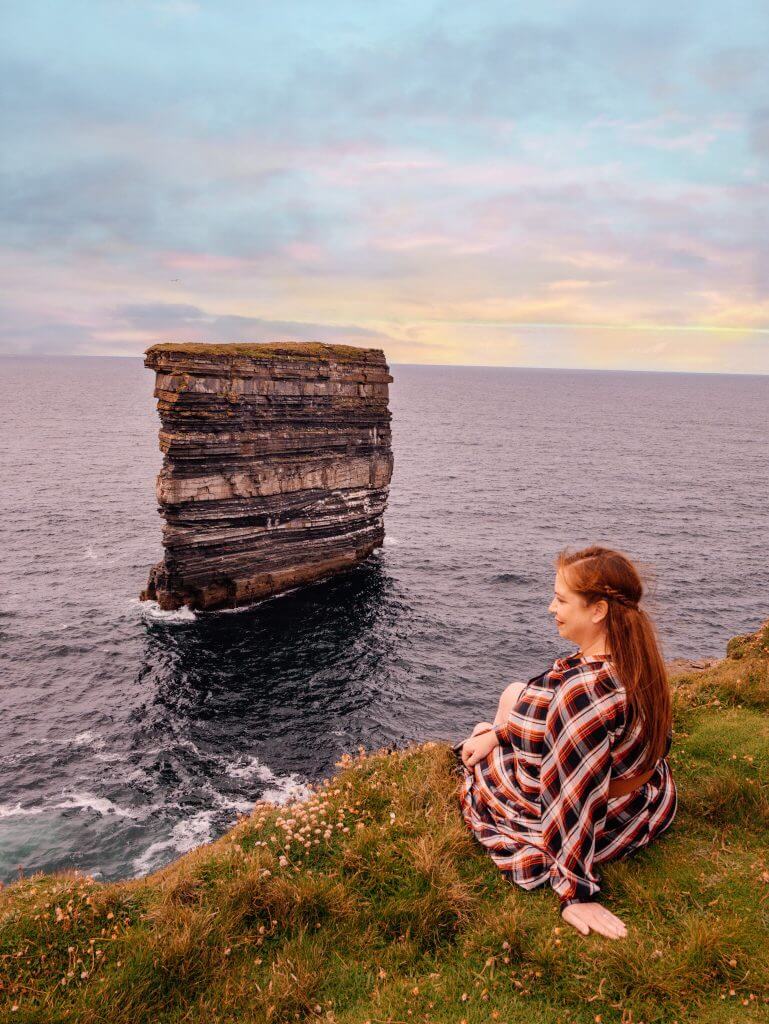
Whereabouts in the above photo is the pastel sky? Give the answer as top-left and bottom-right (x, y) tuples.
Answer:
(2, 0), (768, 372)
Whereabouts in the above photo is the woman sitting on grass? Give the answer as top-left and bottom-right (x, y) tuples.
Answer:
(458, 545), (677, 940)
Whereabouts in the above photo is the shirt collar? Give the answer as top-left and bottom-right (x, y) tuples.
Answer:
(552, 650), (613, 671)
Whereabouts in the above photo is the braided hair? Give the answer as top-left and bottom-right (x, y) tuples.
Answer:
(600, 584), (639, 610)
(555, 545), (670, 772)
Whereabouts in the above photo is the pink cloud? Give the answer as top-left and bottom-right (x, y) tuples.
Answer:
(586, 112), (741, 154)
(281, 242), (326, 263)
(547, 278), (612, 291)
(159, 251), (257, 273)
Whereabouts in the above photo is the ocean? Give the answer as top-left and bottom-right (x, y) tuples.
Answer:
(1, 356), (767, 884)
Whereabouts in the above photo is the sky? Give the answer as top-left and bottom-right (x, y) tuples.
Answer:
(1, 0), (768, 372)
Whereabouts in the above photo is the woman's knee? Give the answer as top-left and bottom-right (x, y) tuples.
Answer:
(494, 680), (525, 723)
(501, 680), (525, 701)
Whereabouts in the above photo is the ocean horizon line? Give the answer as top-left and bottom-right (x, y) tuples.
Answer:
(1, 352), (767, 378)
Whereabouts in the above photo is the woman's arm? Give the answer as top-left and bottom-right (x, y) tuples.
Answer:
(461, 727), (499, 768)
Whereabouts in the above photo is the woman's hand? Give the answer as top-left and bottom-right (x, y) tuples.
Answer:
(560, 901), (627, 939)
(461, 729), (499, 768)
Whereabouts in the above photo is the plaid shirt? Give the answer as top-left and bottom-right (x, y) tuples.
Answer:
(457, 650), (677, 907)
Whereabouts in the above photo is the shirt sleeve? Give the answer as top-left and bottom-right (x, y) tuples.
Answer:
(539, 671), (624, 907)
(493, 719), (512, 746)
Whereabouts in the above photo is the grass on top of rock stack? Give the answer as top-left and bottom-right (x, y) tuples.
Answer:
(144, 341), (383, 362)
(2, 621), (768, 1024)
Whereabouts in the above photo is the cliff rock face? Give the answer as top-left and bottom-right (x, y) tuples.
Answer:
(140, 342), (394, 611)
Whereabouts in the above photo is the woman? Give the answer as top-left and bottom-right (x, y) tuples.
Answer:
(457, 545), (677, 940)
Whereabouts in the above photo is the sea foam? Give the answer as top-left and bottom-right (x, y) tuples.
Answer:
(0, 803), (44, 818)
(129, 598), (196, 623)
(54, 793), (141, 819)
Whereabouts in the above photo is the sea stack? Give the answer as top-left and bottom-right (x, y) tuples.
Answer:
(140, 342), (394, 611)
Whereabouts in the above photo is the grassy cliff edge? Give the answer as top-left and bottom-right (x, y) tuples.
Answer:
(2, 621), (768, 1024)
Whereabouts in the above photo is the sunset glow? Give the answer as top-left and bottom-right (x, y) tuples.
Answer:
(2, 0), (767, 372)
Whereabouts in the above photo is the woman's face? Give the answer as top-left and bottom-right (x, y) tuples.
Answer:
(547, 568), (608, 649)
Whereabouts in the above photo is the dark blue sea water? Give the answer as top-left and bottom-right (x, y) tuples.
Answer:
(1, 356), (767, 884)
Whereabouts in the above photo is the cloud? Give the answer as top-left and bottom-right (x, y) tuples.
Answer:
(0, 299), (448, 357)
(112, 302), (450, 356)
(0, 158), (166, 248)
(111, 303), (207, 327)
(697, 45), (766, 94)
(0, 312), (101, 356)
(110, 302), (400, 346)
(748, 108), (769, 160)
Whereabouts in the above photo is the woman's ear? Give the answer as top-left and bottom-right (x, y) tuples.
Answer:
(592, 599), (608, 624)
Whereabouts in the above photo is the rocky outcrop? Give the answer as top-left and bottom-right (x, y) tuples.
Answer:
(666, 657), (721, 675)
(140, 342), (394, 611)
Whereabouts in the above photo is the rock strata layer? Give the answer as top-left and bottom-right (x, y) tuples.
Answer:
(141, 342), (394, 611)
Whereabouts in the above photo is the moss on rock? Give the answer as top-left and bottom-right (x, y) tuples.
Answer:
(144, 341), (384, 363)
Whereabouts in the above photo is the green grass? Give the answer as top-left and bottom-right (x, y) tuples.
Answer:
(2, 620), (768, 1023)
(144, 342), (384, 362)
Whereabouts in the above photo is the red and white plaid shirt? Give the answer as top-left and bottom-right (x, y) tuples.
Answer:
(457, 650), (677, 907)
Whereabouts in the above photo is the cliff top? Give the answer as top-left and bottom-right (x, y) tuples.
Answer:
(2, 617), (768, 1022)
(144, 341), (386, 363)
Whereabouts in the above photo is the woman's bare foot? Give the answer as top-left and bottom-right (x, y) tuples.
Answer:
(561, 902), (628, 939)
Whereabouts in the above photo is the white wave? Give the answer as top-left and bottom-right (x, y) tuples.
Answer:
(224, 754), (277, 781)
(213, 794), (254, 813)
(383, 535), (398, 546)
(224, 754), (313, 804)
(261, 779), (314, 804)
(174, 737), (206, 756)
(0, 802), (44, 818)
(127, 761), (314, 876)
(73, 730), (105, 750)
(90, 758), (149, 787)
(131, 809), (217, 876)
(210, 585), (302, 614)
(93, 751), (125, 763)
(84, 546), (99, 560)
(40, 731), (107, 751)
(129, 597), (197, 622)
(54, 793), (141, 819)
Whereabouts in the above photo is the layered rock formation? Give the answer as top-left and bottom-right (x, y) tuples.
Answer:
(140, 342), (393, 611)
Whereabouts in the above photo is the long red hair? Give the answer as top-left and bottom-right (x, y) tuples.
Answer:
(555, 545), (672, 772)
